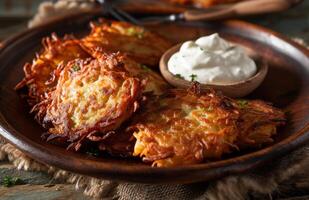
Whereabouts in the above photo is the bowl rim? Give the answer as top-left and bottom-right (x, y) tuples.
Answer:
(160, 42), (269, 87)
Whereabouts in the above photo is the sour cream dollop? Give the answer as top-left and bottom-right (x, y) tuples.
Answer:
(167, 33), (257, 85)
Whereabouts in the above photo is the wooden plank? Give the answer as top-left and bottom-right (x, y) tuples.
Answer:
(0, 184), (91, 200)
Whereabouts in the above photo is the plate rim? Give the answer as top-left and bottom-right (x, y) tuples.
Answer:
(0, 10), (309, 183)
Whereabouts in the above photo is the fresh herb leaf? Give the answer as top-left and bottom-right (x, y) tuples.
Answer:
(86, 148), (100, 157)
(189, 74), (198, 82)
(225, 46), (236, 52)
(2, 176), (23, 187)
(126, 27), (136, 35)
(72, 64), (81, 72)
(126, 28), (145, 39)
(202, 106), (213, 112)
(140, 64), (151, 71)
(238, 100), (248, 109)
(175, 74), (184, 79)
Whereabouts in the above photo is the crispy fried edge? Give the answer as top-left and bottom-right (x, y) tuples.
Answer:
(15, 33), (90, 105)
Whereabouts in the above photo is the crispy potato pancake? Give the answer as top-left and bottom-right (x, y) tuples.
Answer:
(42, 53), (143, 150)
(130, 86), (285, 167)
(15, 34), (91, 105)
(81, 19), (173, 67)
(130, 87), (240, 167)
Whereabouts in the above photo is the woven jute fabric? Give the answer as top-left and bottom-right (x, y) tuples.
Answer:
(0, 1), (308, 199)
(1, 137), (309, 200)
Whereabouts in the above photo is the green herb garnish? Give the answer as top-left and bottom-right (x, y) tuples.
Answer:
(72, 64), (81, 72)
(86, 148), (100, 157)
(190, 74), (198, 82)
(202, 106), (213, 112)
(126, 27), (145, 39)
(140, 64), (151, 72)
(175, 74), (184, 79)
(225, 46), (236, 52)
(238, 100), (248, 109)
(2, 176), (23, 187)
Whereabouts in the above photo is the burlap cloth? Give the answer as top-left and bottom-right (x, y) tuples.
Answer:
(1, 1), (309, 199)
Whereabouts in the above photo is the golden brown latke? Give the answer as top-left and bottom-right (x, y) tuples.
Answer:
(129, 85), (285, 167)
(15, 34), (91, 106)
(130, 86), (240, 167)
(81, 19), (173, 67)
(42, 53), (143, 150)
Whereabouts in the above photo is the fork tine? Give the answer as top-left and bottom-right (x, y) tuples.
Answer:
(109, 8), (128, 22)
(96, 0), (141, 25)
(96, 0), (127, 22)
(112, 7), (142, 25)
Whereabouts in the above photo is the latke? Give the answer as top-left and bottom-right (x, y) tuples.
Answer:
(43, 54), (143, 150)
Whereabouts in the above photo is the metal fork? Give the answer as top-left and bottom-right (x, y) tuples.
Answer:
(95, 0), (142, 25)
(140, 0), (303, 24)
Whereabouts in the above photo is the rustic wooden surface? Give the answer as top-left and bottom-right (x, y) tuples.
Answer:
(0, 1), (308, 200)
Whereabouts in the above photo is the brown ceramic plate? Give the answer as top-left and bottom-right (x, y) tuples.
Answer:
(0, 11), (308, 184)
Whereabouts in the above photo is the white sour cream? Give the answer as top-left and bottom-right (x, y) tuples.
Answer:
(167, 33), (257, 85)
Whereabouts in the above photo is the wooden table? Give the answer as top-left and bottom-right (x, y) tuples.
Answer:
(0, 1), (308, 199)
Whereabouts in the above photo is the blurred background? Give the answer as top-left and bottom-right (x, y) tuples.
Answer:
(0, 0), (41, 40)
(0, 0), (308, 42)
(0, 0), (41, 18)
